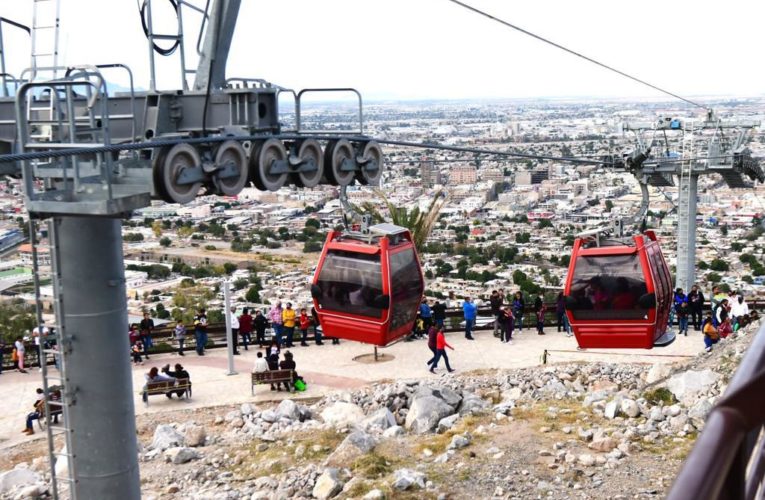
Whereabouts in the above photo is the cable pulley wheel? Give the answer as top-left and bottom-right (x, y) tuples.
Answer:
(152, 146), (171, 202)
(160, 143), (203, 204)
(293, 139), (324, 188)
(324, 139), (355, 187)
(251, 138), (288, 192)
(214, 140), (248, 196)
(357, 141), (383, 186)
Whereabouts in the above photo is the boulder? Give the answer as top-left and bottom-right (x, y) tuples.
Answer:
(362, 408), (396, 431)
(501, 387), (523, 402)
(646, 363), (672, 384)
(620, 399), (640, 418)
(604, 401), (619, 420)
(321, 402), (365, 429)
(666, 370), (720, 403)
(325, 431), (377, 467)
(183, 424), (207, 447)
(261, 410), (279, 423)
(241, 403), (255, 416)
(588, 437), (618, 453)
(436, 414), (460, 434)
(447, 433), (471, 451)
(312, 468), (343, 499)
(363, 489), (386, 499)
(151, 425), (185, 451)
(458, 393), (490, 416)
(277, 400), (300, 421)
(689, 399), (714, 430)
(405, 396), (455, 434)
(391, 468), (426, 491)
(578, 454), (596, 466)
(0, 469), (40, 495)
(382, 426), (405, 438)
(164, 447), (200, 464)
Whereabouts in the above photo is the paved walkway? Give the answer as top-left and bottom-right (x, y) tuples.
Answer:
(0, 327), (703, 451)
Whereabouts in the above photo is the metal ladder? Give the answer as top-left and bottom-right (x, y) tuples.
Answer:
(29, 218), (77, 500)
(30, 0), (61, 81)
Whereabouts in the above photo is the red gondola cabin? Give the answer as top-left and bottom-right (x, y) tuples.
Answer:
(311, 223), (424, 346)
(563, 230), (675, 349)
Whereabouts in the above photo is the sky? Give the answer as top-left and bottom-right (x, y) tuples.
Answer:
(0, 0), (763, 102)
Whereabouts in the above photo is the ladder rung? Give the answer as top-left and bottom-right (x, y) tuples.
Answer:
(54, 452), (74, 459)
(32, 53), (54, 57)
(42, 349), (61, 355)
(150, 34), (181, 41)
(52, 476), (75, 484)
(34, 25), (57, 29)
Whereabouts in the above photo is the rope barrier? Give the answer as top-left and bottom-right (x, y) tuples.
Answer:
(541, 348), (695, 364)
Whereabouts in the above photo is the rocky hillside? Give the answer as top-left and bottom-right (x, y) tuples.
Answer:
(0, 323), (757, 500)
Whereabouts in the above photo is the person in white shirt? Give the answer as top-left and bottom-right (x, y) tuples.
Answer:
(32, 324), (49, 372)
(229, 306), (241, 355)
(14, 337), (27, 373)
(730, 295), (749, 322)
(252, 352), (269, 373)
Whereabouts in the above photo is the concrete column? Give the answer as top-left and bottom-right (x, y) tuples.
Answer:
(57, 217), (140, 499)
(675, 174), (698, 291)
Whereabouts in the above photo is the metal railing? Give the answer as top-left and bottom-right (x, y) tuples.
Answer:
(667, 321), (765, 500)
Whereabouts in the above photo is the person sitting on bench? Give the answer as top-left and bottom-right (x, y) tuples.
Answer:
(162, 363), (191, 398)
(278, 351), (298, 392)
(142, 367), (176, 403)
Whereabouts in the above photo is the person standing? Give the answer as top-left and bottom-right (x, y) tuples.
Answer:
(676, 301), (690, 336)
(128, 324), (140, 346)
(239, 307), (253, 350)
(500, 306), (514, 343)
(512, 291), (525, 332)
(269, 302), (284, 346)
(555, 292), (566, 333)
(254, 309), (268, 347)
(282, 302), (297, 348)
(490, 290), (502, 337)
(173, 320), (186, 356)
(429, 328), (455, 373)
(298, 308), (311, 347)
(688, 285), (705, 331)
(426, 325), (438, 367)
(536, 300), (547, 335)
(462, 297), (476, 340)
(419, 299), (433, 333)
(310, 306), (325, 345)
(14, 336), (27, 373)
(228, 306), (240, 355)
(194, 308), (208, 356)
(139, 312), (155, 359)
(31, 322), (50, 372)
(432, 300), (447, 329)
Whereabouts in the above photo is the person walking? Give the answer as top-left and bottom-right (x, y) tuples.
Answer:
(426, 325), (438, 367)
(555, 292), (566, 333)
(298, 308), (311, 347)
(14, 337), (27, 373)
(194, 308), (208, 356)
(432, 300), (447, 329)
(269, 302), (284, 346)
(429, 328), (455, 373)
(688, 285), (704, 331)
(173, 320), (186, 356)
(254, 309), (268, 347)
(139, 312), (155, 359)
(512, 291), (525, 332)
(282, 302), (297, 348)
(462, 297), (476, 340)
(239, 307), (253, 350)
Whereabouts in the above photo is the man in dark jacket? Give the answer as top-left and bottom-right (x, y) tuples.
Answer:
(688, 285), (705, 331)
(253, 310), (269, 347)
(425, 326), (438, 367)
(432, 300), (447, 328)
(490, 290), (503, 337)
(162, 363), (191, 398)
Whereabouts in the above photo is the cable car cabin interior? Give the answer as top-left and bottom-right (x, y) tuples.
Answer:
(311, 225), (424, 346)
(564, 231), (675, 349)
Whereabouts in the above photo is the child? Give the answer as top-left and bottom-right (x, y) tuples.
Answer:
(131, 340), (144, 365)
(677, 301), (689, 336)
(718, 317), (733, 339)
(536, 303), (546, 335)
(702, 316), (719, 353)
(298, 308), (311, 347)
(174, 320), (186, 356)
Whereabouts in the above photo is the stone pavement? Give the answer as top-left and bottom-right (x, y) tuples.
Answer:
(0, 326), (702, 451)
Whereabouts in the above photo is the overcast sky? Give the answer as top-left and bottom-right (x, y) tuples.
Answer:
(1, 0), (763, 101)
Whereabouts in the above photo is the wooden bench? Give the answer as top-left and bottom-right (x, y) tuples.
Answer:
(143, 378), (192, 406)
(36, 400), (64, 430)
(251, 369), (294, 395)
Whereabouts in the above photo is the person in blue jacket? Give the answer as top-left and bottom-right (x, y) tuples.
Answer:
(463, 297), (476, 340)
(419, 299), (433, 333)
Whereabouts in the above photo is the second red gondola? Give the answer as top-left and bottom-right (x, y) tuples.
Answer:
(564, 230), (675, 349)
(310, 223), (424, 346)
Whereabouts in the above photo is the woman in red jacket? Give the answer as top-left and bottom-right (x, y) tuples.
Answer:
(298, 308), (312, 347)
(429, 328), (455, 373)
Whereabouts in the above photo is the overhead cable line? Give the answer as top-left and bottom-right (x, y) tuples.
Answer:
(446, 0), (710, 111)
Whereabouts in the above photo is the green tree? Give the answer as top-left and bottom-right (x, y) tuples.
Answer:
(303, 240), (323, 253)
(538, 219), (554, 229)
(223, 262), (237, 275)
(305, 218), (321, 230)
(159, 236), (172, 247)
(710, 259), (729, 272)
(357, 189), (448, 253)
(0, 300), (36, 344)
(605, 200), (614, 212)
(707, 272), (722, 283)
(245, 285), (261, 303)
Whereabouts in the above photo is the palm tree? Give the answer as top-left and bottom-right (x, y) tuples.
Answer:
(356, 189), (448, 253)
